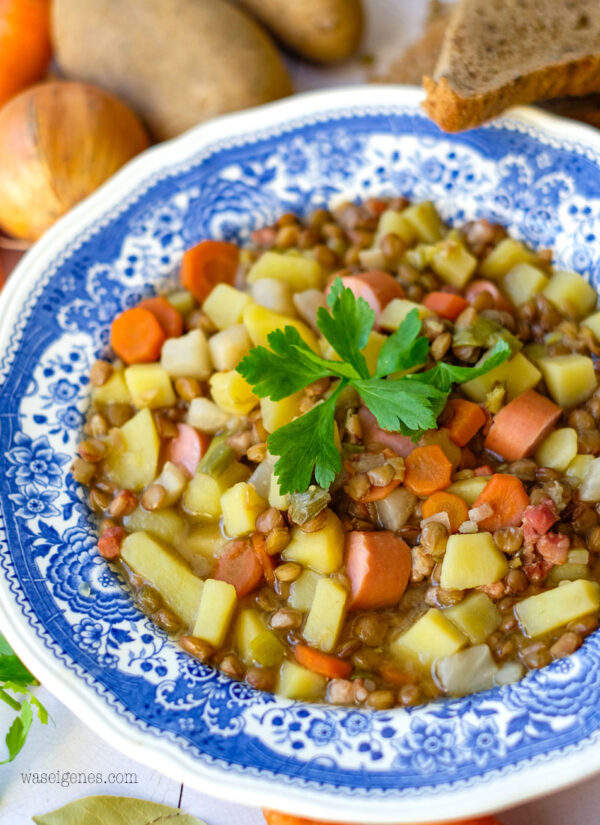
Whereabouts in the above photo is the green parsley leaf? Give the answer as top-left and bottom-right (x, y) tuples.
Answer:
(375, 308), (429, 377)
(317, 277), (374, 379)
(410, 339), (511, 392)
(353, 377), (445, 438)
(0, 636), (49, 764)
(268, 382), (346, 494)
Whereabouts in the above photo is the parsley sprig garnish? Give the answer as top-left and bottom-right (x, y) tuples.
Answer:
(0, 636), (49, 763)
(237, 278), (510, 494)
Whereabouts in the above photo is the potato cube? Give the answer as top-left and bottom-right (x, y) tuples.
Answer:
(479, 238), (537, 280)
(203, 284), (253, 330)
(503, 263), (549, 306)
(234, 609), (284, 667)
(268, 469), (289, 510)
(430, 239), (477, 289)
(208, 325), (251, 372)
(105, 407), (159, 491)
(282, 510), (344, 574)
(446, 476), (490, 505)
(277, 660), (326, 701)
(124, 507), (186, 546)
(183, 463), (250, 522)
(182, 473), (223, 521)
(177, 523), (228, 575)
(247, 250), (324, 291)
(402, 201), (444, 243)
(243, 304), (319, 352)
(220, 482), (267, 537)
(566, 454), (595, 485)
(192, 578), (237, 647)
(461, 352), (541, 403)
(535, 428), (578, 472)
(161, 329), (212, 380)
(547, 563), (592, 586)
(210, 370), (258, 416)
(543, 270), (597, 318)
(121, 531), (203, 627)
(378, 299), (432, 331)
(302, 578), (347, 653)
(444, 592), (501, 644)
(125, 363), (176, 409)
(440, 532), (508, 590)
(515, 579), (600, 637)
(582, 311), (600, 341)
(92, 369), (131, 406)
(537, 354), (597, 407)
(373, 209), (417, 246)
(579, 458), (600, 502)
(260, 393), (303, 433)
(288, 570), (322, 611)
(391, 608), (467, 667)
(436, 644), (498, 696)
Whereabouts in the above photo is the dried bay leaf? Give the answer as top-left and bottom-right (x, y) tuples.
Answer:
(32, 795), (208, 825)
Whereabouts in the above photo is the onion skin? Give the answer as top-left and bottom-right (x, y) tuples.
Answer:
(0, 81), (150, 240)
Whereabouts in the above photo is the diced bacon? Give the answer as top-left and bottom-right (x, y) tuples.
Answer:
(98, 526), (126, 560)
(522, 496), (559, 545)
(474, 464), (494, 476)
(523, 558), (554, 583)
(537, 533), (570, 565)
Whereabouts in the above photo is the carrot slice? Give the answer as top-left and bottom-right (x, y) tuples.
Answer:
(138, 296), (183, 338)
(472, 473), (530, 532)
(404, 445), (452, 497)
(214, 539), (263, 597)
(262, 810), (504, 825)
(444, 399), (487, 447)
(359, 478), (401, 502)
(484, 389), (562, 461)
(180, 239), (239, 303)
(293, 645), (352, 680)
(423, 291), (469, 320)
(110, 306), (166, 364)
(252, 532), (276, 586)
(422, 491), (469, 532)
(378, 663), (416, 687)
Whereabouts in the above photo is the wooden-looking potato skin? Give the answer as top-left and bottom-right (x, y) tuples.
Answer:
(236, 0), (364, 64)
(51, 0), (293, 141)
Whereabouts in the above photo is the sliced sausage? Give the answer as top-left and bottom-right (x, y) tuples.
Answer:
(346, 530), (411, 610)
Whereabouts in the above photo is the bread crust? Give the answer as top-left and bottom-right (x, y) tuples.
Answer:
(424, 54), (600, 132)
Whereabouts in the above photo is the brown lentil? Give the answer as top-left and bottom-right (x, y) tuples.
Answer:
(549, 631), (582, 659)
(265, 528), (291, 555)
(246, 666), (276, 692)
(174, 376), (202, 401)
(89, 359), (113, 387)
(274, 562), (302, 582)
(179, 636), (213, 662)
(141, 483), (167, 511)
(108, 490), (138, 518)
(493, 526), (523, 554)
(270, 609), (302, 630)
(219, 654), (244, 680)
(366, 690), (396, 710)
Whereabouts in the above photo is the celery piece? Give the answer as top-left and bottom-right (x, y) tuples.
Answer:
(197, 434), (235, 478)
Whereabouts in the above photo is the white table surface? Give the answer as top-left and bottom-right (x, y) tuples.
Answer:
(2, 1), (599, 822)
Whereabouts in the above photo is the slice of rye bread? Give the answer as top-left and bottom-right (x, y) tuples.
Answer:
(423, 0), (600, 132)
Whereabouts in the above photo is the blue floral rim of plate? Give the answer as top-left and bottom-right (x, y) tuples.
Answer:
(2, 87), (600, 818)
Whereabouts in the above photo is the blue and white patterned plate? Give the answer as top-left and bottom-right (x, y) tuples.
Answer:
(3, 86), (600, 822)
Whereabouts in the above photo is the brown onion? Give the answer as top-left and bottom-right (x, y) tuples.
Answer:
(0, 81), (150, 240)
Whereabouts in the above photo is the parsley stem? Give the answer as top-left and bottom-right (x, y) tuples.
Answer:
(0, 688), (22, 712)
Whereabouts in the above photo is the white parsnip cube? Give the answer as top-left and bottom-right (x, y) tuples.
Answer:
(208, 324), (251, 372)
(250, 277), (296, 316)
(187, 397), (237, 433)
(154, 460), (189, 506)
(161, 329), (212, 380)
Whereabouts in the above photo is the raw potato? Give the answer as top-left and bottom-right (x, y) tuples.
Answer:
(235, 0), (364, 64)
(52, 0), (293, 141)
